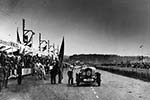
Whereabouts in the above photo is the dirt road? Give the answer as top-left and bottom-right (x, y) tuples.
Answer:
(0, 69), (150, 100)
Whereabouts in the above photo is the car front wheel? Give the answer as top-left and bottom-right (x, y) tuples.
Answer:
(96, 72), (101, 86)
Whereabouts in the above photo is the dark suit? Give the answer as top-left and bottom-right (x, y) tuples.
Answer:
(50, 64), (58, 84)
(0, 67), (4, 92)
(17, 64), (22, 85)
(67, 70), (73, 85)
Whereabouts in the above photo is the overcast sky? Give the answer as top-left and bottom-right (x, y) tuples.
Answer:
(0, 0), (150, 56)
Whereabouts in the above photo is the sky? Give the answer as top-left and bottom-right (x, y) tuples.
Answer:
(0, 0), (150, 56)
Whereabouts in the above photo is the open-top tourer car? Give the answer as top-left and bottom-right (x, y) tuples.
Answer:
(76, 66), (101, 86)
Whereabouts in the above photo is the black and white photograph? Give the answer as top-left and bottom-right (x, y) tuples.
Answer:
(0, 0), (150, 100)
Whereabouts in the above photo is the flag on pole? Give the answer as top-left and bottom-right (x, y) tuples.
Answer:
(17, 28), (21, 44)
(27, 31), (35, 47)
(42, 45), (47, 51)
(58, 37), (64, 63)
(23, 34), (28, 44)
(41, 40), (47, 51)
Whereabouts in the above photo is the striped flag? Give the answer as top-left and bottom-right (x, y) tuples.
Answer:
(23, 34), (28, 44)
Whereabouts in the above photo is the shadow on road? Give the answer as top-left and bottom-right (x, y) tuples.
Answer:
(6, 75), (44, 93)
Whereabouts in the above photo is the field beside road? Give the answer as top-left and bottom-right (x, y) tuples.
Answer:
(0, 68), (150, 100)
(96, 65), (150, 82)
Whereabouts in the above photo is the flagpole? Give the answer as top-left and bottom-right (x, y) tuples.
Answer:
(39, 33), (41, 51)
(48, 40), (49, 54)
(23, 19), (25, 44)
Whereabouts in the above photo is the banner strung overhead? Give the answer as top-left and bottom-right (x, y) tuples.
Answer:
(0, 39), (19, 48)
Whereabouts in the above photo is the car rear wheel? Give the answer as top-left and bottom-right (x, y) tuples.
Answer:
(97, 80), (101, 86)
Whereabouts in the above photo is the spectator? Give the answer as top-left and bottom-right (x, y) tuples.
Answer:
(50, 61), (59, 84)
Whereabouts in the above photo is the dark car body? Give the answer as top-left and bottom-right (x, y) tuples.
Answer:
(76, 66), (101, 86)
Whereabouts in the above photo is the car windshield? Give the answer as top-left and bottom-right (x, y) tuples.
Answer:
(89, 67), (96, 70)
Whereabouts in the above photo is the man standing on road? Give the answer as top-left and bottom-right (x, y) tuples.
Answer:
(17, 56), (22, 85)
(58, 60), (63, 84)
(50, 61), (58, 84)
(0, 64), (4, 92)
(67, 65), (74, 85)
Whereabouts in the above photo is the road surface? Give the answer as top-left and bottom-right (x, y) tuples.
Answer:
(0, 68), (150, 100)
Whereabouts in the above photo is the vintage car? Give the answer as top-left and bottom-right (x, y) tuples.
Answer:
(76, 66), (101, 86)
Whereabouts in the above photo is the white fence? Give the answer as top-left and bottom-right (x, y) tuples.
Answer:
(9, 68), (32, 79)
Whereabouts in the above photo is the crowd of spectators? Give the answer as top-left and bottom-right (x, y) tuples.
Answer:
(121, 62), (150, 69)
(0, 51), (57, 92)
